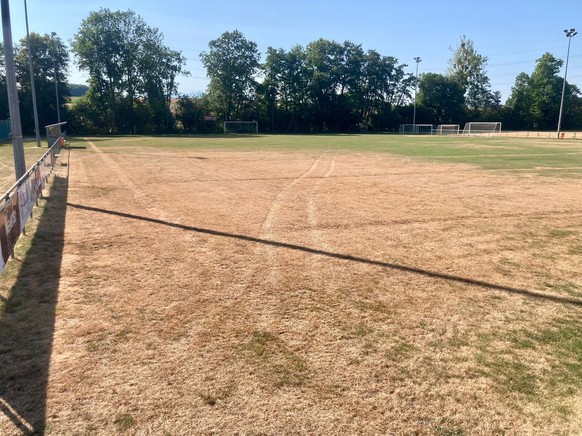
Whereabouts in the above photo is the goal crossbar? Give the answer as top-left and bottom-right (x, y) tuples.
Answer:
(436, 124), (460, 135)
(462, 122), (501, 135)
(399, 124), (434, 134)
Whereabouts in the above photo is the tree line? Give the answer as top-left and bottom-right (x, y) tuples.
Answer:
(1, 8), (581, 136)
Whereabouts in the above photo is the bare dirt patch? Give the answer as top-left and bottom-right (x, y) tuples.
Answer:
(2, 140), (582, 434)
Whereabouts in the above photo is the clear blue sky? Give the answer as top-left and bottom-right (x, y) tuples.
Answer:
(6, 0), (582, 102)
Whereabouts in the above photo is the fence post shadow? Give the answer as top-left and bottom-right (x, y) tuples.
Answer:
(0, 169), (68, 434)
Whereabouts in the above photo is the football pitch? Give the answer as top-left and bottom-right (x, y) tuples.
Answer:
(1, 134), (582, 434)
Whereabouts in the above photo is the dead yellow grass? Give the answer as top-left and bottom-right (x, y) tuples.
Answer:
(1, 140), (582, 434)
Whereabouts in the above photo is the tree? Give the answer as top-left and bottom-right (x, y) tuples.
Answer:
(505, 72), (533, 129)
(304, 38), (345, 130)
(71, 8), (187, 133)
(359, 50), (412, 129)
(263, 45), (309, 131)
(15, 32), (69, 135)
(506, 52), (581, 130)
(175, 93), (216, 133)
(0, 42), (9, 119)
(448, 35), (496, 113)
(200, 30), (260, 121)
(69, 84), (89, 97)
(417, 73), (465, 124)
(142, 44), (187, 132)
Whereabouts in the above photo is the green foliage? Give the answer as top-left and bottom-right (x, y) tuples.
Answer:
(5, 24), (582, 135)
(260, 40), (411, 132)
(263, 45), (310, 131)
(448, 35), (497, 114)
(14, 33), (70, 134)
(69, 84), (89, 97)
(506, 52), (582, 130)
(418, 73), (465, 124)
(200, 30), (260, 122)
(174, 94), (218, 133)
(71, 8), (187, 134)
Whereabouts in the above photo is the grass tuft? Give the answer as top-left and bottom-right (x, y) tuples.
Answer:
(244, 331), (309, 387)
(199, 392), (217, 406)
(548, 229), (577, 239)
(479, 355), (538, 396)
(113, 413), (135, 430)
(478, 317), (582, 407)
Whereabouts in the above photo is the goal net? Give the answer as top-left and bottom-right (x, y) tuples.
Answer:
(462, 122), (501, 135)
(399, 124), (434, 134)
(436, 124), (460, 135)
(224, 121), (258, 134)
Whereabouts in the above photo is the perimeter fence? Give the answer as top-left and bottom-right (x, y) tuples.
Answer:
(499, 131), (582, 139)
(0, 131), (65, 274)
(454, 131), (581, 139)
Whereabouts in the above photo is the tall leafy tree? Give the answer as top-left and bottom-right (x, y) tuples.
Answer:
(448, 35), (496, 113)
(304, 38), (344, 130)
(71, 8), (187, 133)
(359, 50), (412, 128)
(303, 39), (371, 131)
(200, 30), (260, 121)
(505, 72), (533, 129)
(259, 39), (414, 132)
(506, 52), (581, 130)
(15, 32), (69, 135)
(417, 73), (465, 124)
(263, 45), (309, 131)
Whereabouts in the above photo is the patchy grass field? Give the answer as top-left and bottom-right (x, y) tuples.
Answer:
(1, 134), (582, 434)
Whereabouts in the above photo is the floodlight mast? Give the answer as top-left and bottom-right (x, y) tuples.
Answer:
(557, 28), (577, 139)
(412, 57), (421, 134)
(51, 31), (61, 124)
(1, 0), (26, 179)
(25, 0), (41, 147)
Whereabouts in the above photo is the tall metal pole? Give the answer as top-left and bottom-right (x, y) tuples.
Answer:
(24, 0), (41, 147)
(412, 57), (421, 134)
(1, 0), (26, 179)
(51, 32), (61, 124)
(557, 28), (577, 139)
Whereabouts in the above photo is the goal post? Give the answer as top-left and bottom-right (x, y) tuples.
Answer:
(399, 124), (434, 135)
(462, 122), (501, 135)
(223, 121), (258, 134)
(436, 124), (460, 135)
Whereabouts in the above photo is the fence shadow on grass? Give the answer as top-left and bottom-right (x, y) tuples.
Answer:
(67, 202), (582, 308)
(0, 169), (68, 433)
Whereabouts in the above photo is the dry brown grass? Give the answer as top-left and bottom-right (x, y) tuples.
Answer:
(1, 138), (582, 434)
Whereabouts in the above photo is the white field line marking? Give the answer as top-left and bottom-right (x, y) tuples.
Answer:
(259, 154), (323, 238)
(251, 154), (327, 330)
(86, 141), (170, 222)
(307, 153), (337, 250)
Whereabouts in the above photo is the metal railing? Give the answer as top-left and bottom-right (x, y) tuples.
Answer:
(0, 133), (64, 273)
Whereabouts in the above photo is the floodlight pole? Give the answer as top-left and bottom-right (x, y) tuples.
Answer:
(1, 0), (26, 179)
(557, 28), (577, 139)
(51, 32), (61, 124)
(412, 57), (421, 134)
(25, 0), (41, 147)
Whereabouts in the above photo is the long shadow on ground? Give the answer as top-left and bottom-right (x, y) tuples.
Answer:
(67, 202), (582, 308)
(0, 168), (68, 434)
